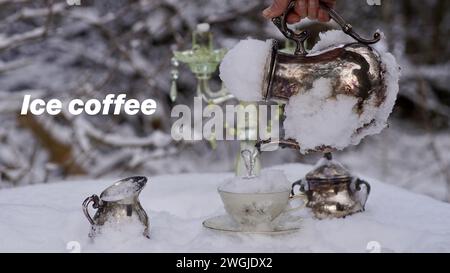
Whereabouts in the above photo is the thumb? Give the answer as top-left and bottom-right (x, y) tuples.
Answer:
(263, 0), (292, 18)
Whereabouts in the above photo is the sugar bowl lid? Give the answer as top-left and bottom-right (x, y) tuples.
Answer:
(305, 153), (352, 181)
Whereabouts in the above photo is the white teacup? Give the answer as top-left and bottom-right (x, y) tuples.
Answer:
(218, 171), (305, 231)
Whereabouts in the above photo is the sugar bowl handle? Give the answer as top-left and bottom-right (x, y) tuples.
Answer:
(355, 178), (371, 209)
(291, 179), (307, 196)
(82, 194), (101, 225)
(285, 179), (307, 212)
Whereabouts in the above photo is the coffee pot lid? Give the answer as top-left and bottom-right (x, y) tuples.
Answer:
(305, 153), (351, 181)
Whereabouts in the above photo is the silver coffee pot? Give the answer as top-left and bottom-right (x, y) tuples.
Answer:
(258, 1), (385, 151)
(82, 176), (150, 238)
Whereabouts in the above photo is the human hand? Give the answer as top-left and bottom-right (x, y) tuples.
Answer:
(263, 0), (337, 23)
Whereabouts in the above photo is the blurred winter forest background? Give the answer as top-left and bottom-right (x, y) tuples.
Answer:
(0, 0), (449, 201)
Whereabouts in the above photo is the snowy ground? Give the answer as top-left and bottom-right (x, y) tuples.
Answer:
(0, 163), (449, 253)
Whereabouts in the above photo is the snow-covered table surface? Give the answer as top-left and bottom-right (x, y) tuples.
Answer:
(1, 163), (449, 253)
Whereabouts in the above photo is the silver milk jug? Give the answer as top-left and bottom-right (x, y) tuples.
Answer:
(82, 176), (150, 238)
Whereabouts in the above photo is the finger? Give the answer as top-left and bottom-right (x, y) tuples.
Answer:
(286, 12), (301, 24)
(318, 8), (329, 22)
(307, 0), (319, 20)
(295, 0), (308, 19)
(263, 0), (291, 18)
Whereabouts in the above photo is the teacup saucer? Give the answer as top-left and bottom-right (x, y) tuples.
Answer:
(202, 212), (302, 234)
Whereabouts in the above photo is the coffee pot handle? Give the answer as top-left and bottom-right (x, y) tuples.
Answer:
(272, 0), (309, 56)
(318, 2), (381, 45)
(82, 194), (101, 225)
(272, 0), (381, 56)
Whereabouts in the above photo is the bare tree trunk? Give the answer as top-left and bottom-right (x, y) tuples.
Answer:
(17, 114), (86, 176)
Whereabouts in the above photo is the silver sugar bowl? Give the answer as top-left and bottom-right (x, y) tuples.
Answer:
(292, 153), (370, 219)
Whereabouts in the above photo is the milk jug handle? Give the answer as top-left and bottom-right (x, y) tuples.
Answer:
(82, 194), (101, 225)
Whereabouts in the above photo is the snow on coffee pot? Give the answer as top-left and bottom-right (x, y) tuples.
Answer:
(82, 176), (150, 239)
